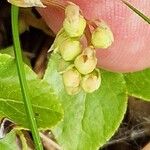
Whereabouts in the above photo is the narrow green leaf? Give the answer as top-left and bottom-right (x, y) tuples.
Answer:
(0, 54), (63, 129)
(11, 5), (43, 150)
(44, 53), (127, 150)
(124, 68), (150, 101)
(0, 130), (18, 150)
(122, 0), (150, 24)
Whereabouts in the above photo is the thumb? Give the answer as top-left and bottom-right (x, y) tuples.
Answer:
(37, 0), (150, 72)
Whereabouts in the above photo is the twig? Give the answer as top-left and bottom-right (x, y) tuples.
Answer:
(40, 132), (62, 150)
(122, 0), (150, 24)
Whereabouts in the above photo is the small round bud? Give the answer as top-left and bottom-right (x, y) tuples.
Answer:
(65, 86), (81, 95)
(91, 22), (114, 49)
(65, 3), (80, 20)
(81, 70), (101, 93)
(63, 4), (86, 37)
(60, 39), (82, 61)
(62, 68), (81, 88)
(63, 16), (86, 37)
(74, 47), (97, 75)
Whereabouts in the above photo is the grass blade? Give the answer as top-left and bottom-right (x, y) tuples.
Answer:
(122, 0), (150, 24)
(11, 5), (43, 150)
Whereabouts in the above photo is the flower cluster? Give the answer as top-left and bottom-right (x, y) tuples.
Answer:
(51, 3), (114, 95)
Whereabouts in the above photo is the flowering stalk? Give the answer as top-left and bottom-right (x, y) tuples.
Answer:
(11, 5), (43, 150)
(48, 3), (114, 95)
(122, 0), (150, 24)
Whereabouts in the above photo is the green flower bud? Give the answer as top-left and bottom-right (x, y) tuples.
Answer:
(60, 39), (82, 61)
(81, 70), (101, 93)
(74, 47), (97, 75)
(63, 4), (86, 37)
(62, 68), (81, 88)
(65, 86), (81, 95)
(65, 3), (80, 20)
(63, 16), (86, 37)
(91, 22), (114, 49)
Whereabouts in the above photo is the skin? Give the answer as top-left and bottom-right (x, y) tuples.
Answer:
(37, 0), (150, 73)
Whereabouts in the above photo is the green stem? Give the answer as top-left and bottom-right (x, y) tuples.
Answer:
(11, 5), (43, 150)
(122, 0), (150, 24)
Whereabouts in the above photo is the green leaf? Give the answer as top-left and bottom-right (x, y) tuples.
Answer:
(44, 53), (127, 150)
(0, 46), (31, 67)
(124, 68), (150, 101)
(0, 54), (63, 129)
(122, 0), (150, 24)
(0, 130), (18, 150)
(0, 46), (15, 57)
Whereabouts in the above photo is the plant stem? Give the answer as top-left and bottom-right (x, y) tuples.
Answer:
(122, 0), (150, 24)
(11, 5), (43, 150)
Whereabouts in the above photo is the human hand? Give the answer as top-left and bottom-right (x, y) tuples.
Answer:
(38, 0), (150, 72)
